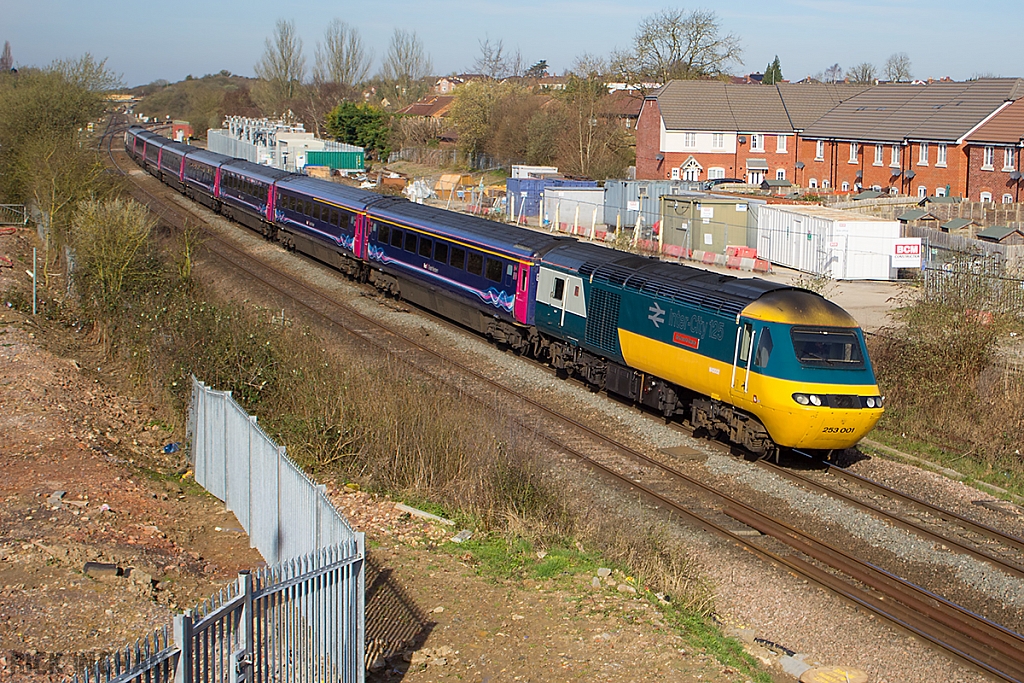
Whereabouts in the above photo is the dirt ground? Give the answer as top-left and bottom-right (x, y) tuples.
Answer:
(0, 226), (768, 683)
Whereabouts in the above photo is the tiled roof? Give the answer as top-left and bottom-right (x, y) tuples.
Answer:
(600, 90), (643, 117)
(802, 79), (1024, 143)
(396, 95), (454, 118)
(653, 81), (868, 133)
(775, 83), (869, 129)
(966, 97), (1024, 144)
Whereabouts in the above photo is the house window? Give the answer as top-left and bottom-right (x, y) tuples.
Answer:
(776, 169), (786, 180)
(712, 133), (724, 149)
(849, 142), (859, 163)
(841, 181), (849, 191)
(1004, 194), (1015, 204)
(889, 187), (899, 196)
(822, 179), (831, 189)
(872, 185), (881, 192)
(751, 134), (764, 152)
(918, 142), (928, 165)
(708, 167), (725, 179)
(918, 185), (927, 199)
(935, 187), (946, 197)
(874, 144), (884, 166)
(815, 140), (824, 160)
(776, 135), (787, 153)
(936, 143), (947, 166)
(671, 168), (680, 180)
(980, 192), (993, 203)
(684, 132), (696, 148)
(982, 146), (994, 170)
(891, 144), (901, 166)
(1004, 148), (1016, 171)
(808, 178), (818, 189)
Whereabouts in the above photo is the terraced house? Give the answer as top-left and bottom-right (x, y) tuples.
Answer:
(637, 78), (1024, 202)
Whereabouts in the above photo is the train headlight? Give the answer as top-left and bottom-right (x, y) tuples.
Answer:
(866, 396), (876, 408)
(809, 394), (822, 406)
(792, 393), (810, 405)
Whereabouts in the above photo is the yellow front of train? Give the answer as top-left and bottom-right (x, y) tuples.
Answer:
(728, 290), (884, 451)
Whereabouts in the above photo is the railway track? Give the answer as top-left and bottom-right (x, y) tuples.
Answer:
(100, 117), (1024, 681)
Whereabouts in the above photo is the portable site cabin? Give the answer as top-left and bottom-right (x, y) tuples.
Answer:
(756, 204), (900, 280)
(659, 196), (759, 254)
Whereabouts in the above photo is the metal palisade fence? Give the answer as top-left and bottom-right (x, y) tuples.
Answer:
(188, 376), (358, 564)
(70, 378), (366, 683)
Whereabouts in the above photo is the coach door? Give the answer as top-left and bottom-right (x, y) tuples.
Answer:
(513, 263), (532, 324)
(353, 214), (366, 259)
(731, 319), (754, 396)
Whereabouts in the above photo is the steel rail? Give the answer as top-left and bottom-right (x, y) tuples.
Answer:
(755, 458), (1024, 580)
(791, 449), (1024, 555)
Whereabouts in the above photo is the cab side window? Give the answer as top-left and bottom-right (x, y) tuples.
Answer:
(754, 328), (773, 368)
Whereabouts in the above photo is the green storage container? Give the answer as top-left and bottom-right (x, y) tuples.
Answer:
(306, 150), (365, 171)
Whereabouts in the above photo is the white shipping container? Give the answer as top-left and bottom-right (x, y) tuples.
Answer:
(756, 205), (900, 280)
(543, 188), (606, 233)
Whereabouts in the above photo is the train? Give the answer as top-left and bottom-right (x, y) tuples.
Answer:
(125, 125), (884, 455)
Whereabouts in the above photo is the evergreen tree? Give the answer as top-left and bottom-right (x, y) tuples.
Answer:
(763, 55), (783, 85)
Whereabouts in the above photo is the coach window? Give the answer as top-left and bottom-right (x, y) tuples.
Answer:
(377, 223), (390, 244)
(330, 210), (339, 227)
(404, 231), (418, 253)
(390, 228), (404, 248)
(450, 246), (466, 270)
(305, 201), (313, 216)
(485, 258), (503, 283)
(467, 252), (484, 277)
(433, 242), (448, 264)
(753, 328), (773, 369)
(419, 237), (433, 258)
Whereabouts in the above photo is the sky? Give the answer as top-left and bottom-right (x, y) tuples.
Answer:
(4, 0), (1022, 88)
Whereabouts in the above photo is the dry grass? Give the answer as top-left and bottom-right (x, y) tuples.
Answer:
(869, 298), (1024, 491)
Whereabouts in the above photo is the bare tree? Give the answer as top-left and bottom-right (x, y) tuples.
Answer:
(474, 37), (513, 79)
(253, 19), (306, 112)
(883, 52), (912, 82)
(313, 20), (372, 88)
(568, 53), (607, 79)
(847, 62), (877, 84)
(0, 41), (12, 72)
(379, 29), (432, 88)
(823, 63), (843, 83)
(613, 8), (742, 85)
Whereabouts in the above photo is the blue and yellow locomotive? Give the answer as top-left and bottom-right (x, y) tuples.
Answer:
(532, 241), (883, 454)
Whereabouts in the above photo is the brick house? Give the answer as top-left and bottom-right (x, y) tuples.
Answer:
(963, 96), (1024, 203)
(799, 79), (1023, 197)
(635, 81), (865, 184)
(637, 78), (1024, 197)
